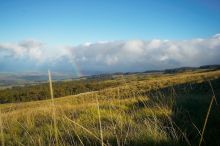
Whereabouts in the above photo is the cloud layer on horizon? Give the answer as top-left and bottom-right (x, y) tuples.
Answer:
(0, 34), (220, 75)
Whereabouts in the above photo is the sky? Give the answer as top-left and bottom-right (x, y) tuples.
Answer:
(0, 0), (220, 76)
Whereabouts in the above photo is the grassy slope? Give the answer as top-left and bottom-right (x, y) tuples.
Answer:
(0, 70), (220, 146)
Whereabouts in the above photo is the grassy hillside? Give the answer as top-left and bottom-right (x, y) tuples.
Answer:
(0, 70), (220, 146)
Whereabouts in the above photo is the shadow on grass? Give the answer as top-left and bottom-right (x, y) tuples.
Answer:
(172, 79), (220, 146)
(97, 78), (220, 146)
(147, 78), (220, 146)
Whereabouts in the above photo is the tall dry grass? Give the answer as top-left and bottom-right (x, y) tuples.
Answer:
(48, 70), (59, 146)
(0, 108), (4, 146)
(198, 80), (218, 146)
(0, 70), (219, 145)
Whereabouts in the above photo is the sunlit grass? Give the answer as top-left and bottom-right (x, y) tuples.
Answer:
(0, 70), (219, 145)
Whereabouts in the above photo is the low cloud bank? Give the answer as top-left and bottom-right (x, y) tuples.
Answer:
(0, 34), (220, 74)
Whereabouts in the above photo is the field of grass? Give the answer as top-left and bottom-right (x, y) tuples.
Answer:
(0, 70), (220, 146)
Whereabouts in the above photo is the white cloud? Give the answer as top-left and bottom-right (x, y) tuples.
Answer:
(147, 39), (162, 49)
(0, 40), (45, 61)
(122, 40), (144, 54)
(106, 56), (118, 65)
(0, 34), (220, 73)
(64, 34), (220, 72)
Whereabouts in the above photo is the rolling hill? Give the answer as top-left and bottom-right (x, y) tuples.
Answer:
(0, 69), (220, 145)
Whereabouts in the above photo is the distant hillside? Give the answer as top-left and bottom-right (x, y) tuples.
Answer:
(1, 64), (220, 88)
(164, 65), (220, 74)
(199, 64), (220, 69)
(0, 72), (73, 88)
(164, 67), (198, 74)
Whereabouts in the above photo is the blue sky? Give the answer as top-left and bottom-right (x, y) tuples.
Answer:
(1, 0), (220, 45)
(0, 0), (220, 74)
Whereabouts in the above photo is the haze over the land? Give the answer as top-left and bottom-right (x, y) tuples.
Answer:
(0, 0), (220, 75)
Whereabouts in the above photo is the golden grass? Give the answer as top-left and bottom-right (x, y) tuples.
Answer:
(0, 108), (4, 146)
(48, 70), (59, 146)
(0, 70), (219, 145)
